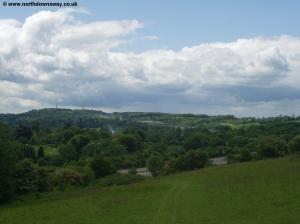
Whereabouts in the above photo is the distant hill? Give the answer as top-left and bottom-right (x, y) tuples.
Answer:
(0, 108), (109, 128)
(0, 108), (235, 129)
(0, 108), (298, 129)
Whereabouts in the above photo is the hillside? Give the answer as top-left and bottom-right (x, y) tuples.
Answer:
(1, 157), (299, 224)
(1, 108), (299, 130)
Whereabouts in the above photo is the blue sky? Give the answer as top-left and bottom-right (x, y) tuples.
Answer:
(0, 1), (300, 116)
(1, 0), (300, 50)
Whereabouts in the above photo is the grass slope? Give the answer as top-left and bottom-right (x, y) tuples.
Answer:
(1, 157), (300, 224)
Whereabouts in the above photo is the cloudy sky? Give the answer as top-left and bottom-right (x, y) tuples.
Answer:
(0, 0), (300, 116)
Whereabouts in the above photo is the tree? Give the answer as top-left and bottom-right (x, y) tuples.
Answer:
(0, 123), (17, 202)
(82, 142), (103, 157)
(15, 125), (33, 143)
(91, 156), (116, 178)
(257, 137), (289, 158)
(62, 126), (81, 143)
(176, 150), (209, 171)
(23, 145), (36, 161)
(58, 144), (78, 162)
(37, 146), (45, 159)
(146, 153), (164, 177)
(68, 134), (90, 155)
(289, 135), (300, 153)
(239, 148), (252, 162)
(118, 134), (142, 152)
(228, 136), (249, 148)
(15, 159), (37, 194)
(36, 167), (52, 192)
(184, 133), (208, 150)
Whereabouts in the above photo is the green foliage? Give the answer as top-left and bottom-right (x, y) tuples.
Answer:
(1, 109), (300, 205)
(257, 137), (289, 158)
(14, 125), (33, 143)
(240, 148), (253, 162)
(176, 149), (209, 171)
(97, 173), (144, 187)
(68, 134), (90, 155)
(146, 153), (164, 177)
(228, 136), (249, 148)
(91, 156), (116, 179)
(0, 123), (17, 202)
(82, 142), (103, 157)
(15, 159), (37, 194)
(53, 166), (93, 187)
(128, 168), (137, 175)
(117, 134), (142, 152)
(36, 167), (53, 192)
(289, 135), (300, 153)
(1, 158), (300, 224)
(37, 146), (45, 159)
(58, 144), (78, 162)
(184, 133), (208, 150)
(62, 126), (82, 143)
(103, 141), (127, 157)
(23, 145), (36, 161)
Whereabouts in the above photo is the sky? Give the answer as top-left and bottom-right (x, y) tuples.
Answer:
(0, 0), (300, 116)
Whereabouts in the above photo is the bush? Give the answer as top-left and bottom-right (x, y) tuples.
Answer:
(36, 167), (53, 192)
(0, 135), (17, 202)
(184, 133), (208, 150)
(15, 159), (37, 194)
(128, 168), (137, 175)
(176, 150), (209, 171)
(161, 159), (178, 175)
(239, 148), (253, 162)
(91, 156), (116, 179)
(58, 144), (78, 162)
(98, 173), (145, 187)
(146, 153), (164, 177)
(23, 145), (36, 161)
(53, 166), (92, 187)
(117, 134), (142, 152)
(289, 135), (300, 153)
(257, 137), (289, 158)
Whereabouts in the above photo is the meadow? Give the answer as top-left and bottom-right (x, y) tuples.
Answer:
(1, 156), (299, 224)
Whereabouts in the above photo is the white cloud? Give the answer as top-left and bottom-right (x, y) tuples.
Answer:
(141, 35), (159, 41)
(0, 10), (300, 116)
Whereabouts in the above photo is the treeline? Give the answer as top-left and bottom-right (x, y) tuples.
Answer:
(1, 117), (300, 203)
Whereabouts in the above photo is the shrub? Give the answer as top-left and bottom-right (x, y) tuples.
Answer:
(239, 148), (253, 162)
(91, 156), (116, 179)
(161, 159), (178, 175)
(184, 133), (208, 150)
(0, 136), (17, 202)
(98, 173), (145, 187)
(15, 159), (37, 194)
(23, 145), (36, 161)
(176, 150), (209, 171)
(58, 144), (78, 162)
(257, 137), (289, 158)
(37, 146), (45, 159)
(36, 167), (53, 192)
(53, 167), (91, 187)
(146, 153), (164, 177)
(289, 135), (300, 153)
(128, 168), (137, 175)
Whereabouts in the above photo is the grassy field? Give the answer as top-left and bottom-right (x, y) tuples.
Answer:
(1, 157), (300, 224)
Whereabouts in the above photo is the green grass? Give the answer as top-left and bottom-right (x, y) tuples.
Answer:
(34, 145), (58, 157)
(43, 145), (58, 157)
(1, 157), (300, 224)
(220, 122), (260, 129)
